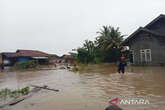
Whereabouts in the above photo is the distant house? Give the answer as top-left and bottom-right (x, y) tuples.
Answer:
(1, 52), (18, 66)
(1, 49), (50, 66)
(0, 54), (2, 65)
(122, 14), (165, 65)
(49, 54), (60, 64)
(60, 54), (76, 64)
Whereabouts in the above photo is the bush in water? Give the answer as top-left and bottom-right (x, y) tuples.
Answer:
(15, 60), (37, 69)
(0, 87), (30, 99)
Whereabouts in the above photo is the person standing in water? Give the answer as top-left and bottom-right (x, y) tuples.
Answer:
(1, 64), (4, 72)
(118, 56), (127, 74)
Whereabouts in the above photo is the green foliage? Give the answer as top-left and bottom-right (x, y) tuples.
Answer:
(76, 25), (125, 63)
(71, 66), (79, 72)
(104, 47), (122, 62)
(94, 57), (104, 63)
(77, 47), (90, 64)
(77, 40), (96, 64)
(71, 66), (86, 72)
(15, 60), (37, 69)
(93, 49), (104, 63)
(44, 58), (50, 65)
(0, 87), (30, 100)
(96, 25), (124, 50)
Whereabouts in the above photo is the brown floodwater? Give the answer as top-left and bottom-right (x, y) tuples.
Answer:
(0, 64), (165, 110)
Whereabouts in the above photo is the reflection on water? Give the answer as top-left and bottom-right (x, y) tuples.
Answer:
(0, 64), (165, 110)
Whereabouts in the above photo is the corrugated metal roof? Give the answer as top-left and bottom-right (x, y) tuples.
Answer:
(2, 50), (50, 57)
(16, 49), (49, 57)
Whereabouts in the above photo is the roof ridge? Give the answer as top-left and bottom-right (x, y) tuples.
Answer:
(145, 14), (165, 28)
(17, 49), (42, 51)
(16, 49), (49, 53)
(160, 14), (165, 16)
(122, 26), (165, 46)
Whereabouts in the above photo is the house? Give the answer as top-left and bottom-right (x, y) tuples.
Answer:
(49, 54), (60, 64)
(60, 54), (77, 65)
(61, 55), (73, 63)
(122, 14), (165, 65)
(1, 52), (18, 66)
(0, 53), (3, 65)
(1, 49), (50, 66)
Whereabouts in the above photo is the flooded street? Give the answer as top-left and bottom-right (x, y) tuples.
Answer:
(0, 64), (165, 110)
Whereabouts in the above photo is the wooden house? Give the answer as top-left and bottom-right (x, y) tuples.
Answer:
(122, 14), (165, 65)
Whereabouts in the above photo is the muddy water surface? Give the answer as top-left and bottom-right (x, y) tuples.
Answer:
(0, 64), (165, 110)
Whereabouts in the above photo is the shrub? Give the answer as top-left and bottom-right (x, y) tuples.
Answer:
(15, 60), (37, 69)
(71, 66), (79, 72)
(94, 57), (104, 63)
(71, 65), (86, 72)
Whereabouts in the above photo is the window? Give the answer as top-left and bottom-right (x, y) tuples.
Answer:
(130, 50), (134, 64)
(140, 49), (152, 63)
(140, 50), (145, 63)
(146, 49), (152, 62)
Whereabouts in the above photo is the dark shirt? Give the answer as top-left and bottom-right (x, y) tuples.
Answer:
(118, 61), (127, 69)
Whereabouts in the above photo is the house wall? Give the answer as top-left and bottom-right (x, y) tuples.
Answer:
(2, 56), (17, 66)
(0, 54), (2, 65)
(18, 57), (31, 62)
(129, 32), (165, 65)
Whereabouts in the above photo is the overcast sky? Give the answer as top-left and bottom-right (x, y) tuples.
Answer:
(0, 0), (164, 56)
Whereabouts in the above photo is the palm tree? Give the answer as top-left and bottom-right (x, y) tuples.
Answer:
(83, 40), (95, 58)
(96, 25), (124, 51)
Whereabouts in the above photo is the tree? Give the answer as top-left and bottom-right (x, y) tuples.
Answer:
(95, 25), (125, 62)
(83, 40), (95, 59)
(77, 40), (96, 64)
(76, 25), (125, 63)
(96, 25), (124, 51)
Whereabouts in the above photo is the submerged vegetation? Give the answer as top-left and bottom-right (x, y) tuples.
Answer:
(15, 60), (37, 69)
(77, 25), (126, 64)
(0, 87), (30, 100)
(71, 65), (86, 72)
(14, 59), (50, 70)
